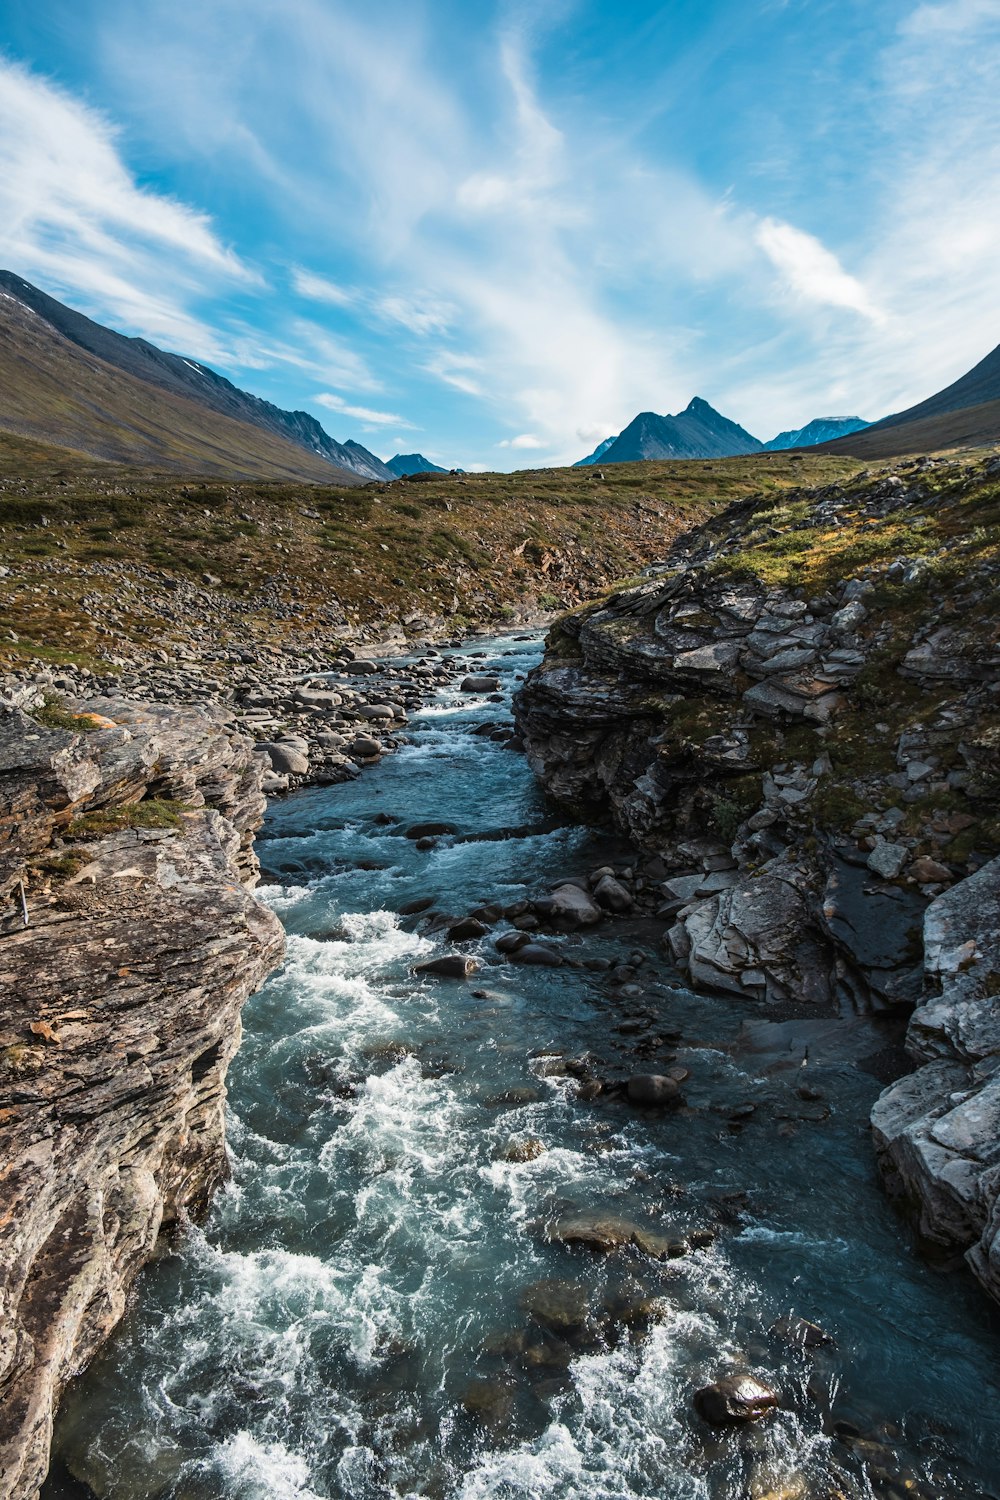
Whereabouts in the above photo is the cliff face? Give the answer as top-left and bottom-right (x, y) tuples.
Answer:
(0, 694), (284, 1499)
(514, 453), (1000, 1296)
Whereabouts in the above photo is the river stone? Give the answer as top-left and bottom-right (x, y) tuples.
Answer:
(398, 896), (436, 916)
(543, 1213), (671, 1258)
(460, 674), (500, 692)
(593, 874), (633, 912)
(406, 821), (458, 839)
(694, 1374), (780, 1425)
(414, 954), (480, 978)
(448, 916), (489, 941)
(627, 1074), (682, 1107)
(512, 942), (563, 967)
(356, 703), (394, 721)
(495, 930), (531, 954)
(350, 736), (382, 758)
(519, 1278), (590, 1333)
(256, 741), (310, 776)
(548, 883), (602, 926)
(867, 841), (908, 879)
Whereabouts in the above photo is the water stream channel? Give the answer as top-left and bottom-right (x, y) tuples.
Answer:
(46, 636), (1000, 1499)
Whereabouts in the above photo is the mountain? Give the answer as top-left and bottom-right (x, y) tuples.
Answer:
(0, 270), (392, 482)
(386, 453), (449, 477)
(817, 342), (1000, 459)
(598, 397), (762, 464)
(763, 416), (869, 451)
(573, 436), (617, 467)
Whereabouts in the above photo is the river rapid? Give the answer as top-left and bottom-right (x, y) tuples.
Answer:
(46, 636), (1000, 1500)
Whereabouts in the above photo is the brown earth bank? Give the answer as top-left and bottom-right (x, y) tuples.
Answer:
(514, 448), (1000, 1304)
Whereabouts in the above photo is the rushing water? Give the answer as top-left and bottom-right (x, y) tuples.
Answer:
(47, 637), (1000, 1500)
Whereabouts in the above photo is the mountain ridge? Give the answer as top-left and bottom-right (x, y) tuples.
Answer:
(0, 271), (391, 482)
(599, 397), (763, 463)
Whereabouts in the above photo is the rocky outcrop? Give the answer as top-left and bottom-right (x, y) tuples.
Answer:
(871, 858), (1000, 1301)
(0, 697), (284, 1498)
(515, 457), (999, 1010)
(514, 454), (1000, 1300)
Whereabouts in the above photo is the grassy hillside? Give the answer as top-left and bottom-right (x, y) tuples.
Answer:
(0, 435), (861, 671)
(817, 400), (1000, 461)
(0, 294), (364, 484)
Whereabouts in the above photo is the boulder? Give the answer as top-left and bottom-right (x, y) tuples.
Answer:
(626, 1074), (682, 1107)
(447, 917), (489, 942)
(414, 954), (480, 978)
(593, 874), (633, 913)
(511, 942), (563, 967)
(548, 883), (602, 926)
(460, 674), (501, 693)
(694, 1374), (780, 1425)
(255, 741), (310, 776)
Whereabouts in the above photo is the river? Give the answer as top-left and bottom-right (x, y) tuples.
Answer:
(45, 635), (1000, 1500)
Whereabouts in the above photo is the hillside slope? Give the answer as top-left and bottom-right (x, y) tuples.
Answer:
(819, 342), (1000, 459)
(0, 272), (388, 481)
(0, 436), (859, 672)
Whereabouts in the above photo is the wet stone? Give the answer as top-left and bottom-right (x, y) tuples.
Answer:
(694, 1373), (780, 1425)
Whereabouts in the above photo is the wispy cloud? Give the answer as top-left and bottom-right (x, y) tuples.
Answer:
(290, 267), (355, 307)
(498, 433), (545, 450)
(754, 218), (885, 324)
(0, 53), (252, 357)
(314, 392), (416, 428)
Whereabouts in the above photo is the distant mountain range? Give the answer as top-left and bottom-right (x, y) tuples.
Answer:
(574, 400), (869, 466)
(816, 341), (1000, 459)
(385, 453), (449, 477)
(763, 416), (869, 451)
(0, 271), (392, 483)
(574, 437), (617, 468)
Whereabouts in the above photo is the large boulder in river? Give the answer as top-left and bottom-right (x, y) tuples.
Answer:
(627, 1074), (682, 1107)
(694, 1374), (779, 1425)
(460, 674), (500, 693)
(548, 883), (602, 926)
(414, 954), (480, 979)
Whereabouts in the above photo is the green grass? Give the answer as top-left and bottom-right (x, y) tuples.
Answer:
(66, 798), (193, 839)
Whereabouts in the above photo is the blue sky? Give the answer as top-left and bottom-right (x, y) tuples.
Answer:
(1, 0), (998, 470)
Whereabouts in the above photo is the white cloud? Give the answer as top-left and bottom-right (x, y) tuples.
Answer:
(755, 218), (884, 323)
(0, 55), (252, 357)
(498, 433), (544, 449)
(423, 351), (485, 397)
(314, 392), (416, 428)
(376, 293), (453, 335)
(291, 267), (355, 306)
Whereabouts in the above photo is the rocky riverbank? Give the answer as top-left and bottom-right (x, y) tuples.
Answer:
(514, 452), (1000, 1300)
(0, 694), (286, 1499)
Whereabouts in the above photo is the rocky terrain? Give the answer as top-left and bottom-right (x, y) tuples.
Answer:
(515, 451), (1000, 1300)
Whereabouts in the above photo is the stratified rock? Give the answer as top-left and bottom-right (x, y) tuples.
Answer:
(0, 698), (283, 1500)
(694, 1374), (780, 1425)
(871, 857), (1000, 1302)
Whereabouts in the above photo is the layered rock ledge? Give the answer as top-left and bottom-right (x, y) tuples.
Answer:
(514, 454), (1000, 1296)
(0, 696), (285, 1499)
